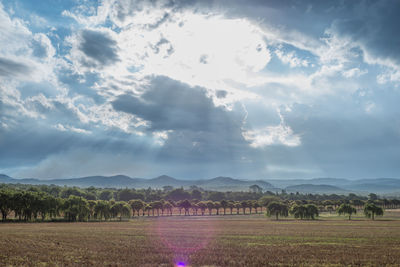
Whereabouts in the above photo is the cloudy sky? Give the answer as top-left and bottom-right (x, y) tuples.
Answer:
(0, 0), (399, 180)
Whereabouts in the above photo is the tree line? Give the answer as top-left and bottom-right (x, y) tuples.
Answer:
(0, 183), (393, 222)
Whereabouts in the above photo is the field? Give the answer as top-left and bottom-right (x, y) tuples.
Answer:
(1, 211), (400, 266)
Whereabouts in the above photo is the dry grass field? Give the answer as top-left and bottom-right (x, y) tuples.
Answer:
(1, 212), (400, 266)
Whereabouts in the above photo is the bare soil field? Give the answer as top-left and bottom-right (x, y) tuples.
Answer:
(1, 213), (400, 266)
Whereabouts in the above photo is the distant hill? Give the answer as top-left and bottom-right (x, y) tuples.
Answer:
(2, 174), (400, 194)
(285, 184), (348, 194)
(0, 174), (13, 182)
(192, 176), (274, 191)
(0, 174), (273, 192)
(268, 177), (400, 195)
(346, 178), (400, 193)
(267, 178), (351, 188)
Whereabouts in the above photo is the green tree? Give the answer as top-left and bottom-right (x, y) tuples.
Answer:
(198, 201), (207, 215)
(305, 204), (319, 220)
(0, 190), (13, 221)
(121, 204), (131, 218)
(368, 193), (378, 201)
(164, 202), (173, 216)
(111, 201), (128, 220)
(94, 200), (111, 221)
(259, 196), (280, 210)
(214, 201), (221, 215)
(234, 202), (241, 215)
(117, 189), (135, 201)
(166, 188), (191, 202)
(290, 204), (307, 219)
(351, 199), (365, 209)
(129, 199), (145, 217)
(179, 199), (192, 215)
(206, 201), (214, 215)
(247, 200), (253, 214)
(60, 187), (84, 199)
(337, 204), (357, 220)
(152, 201), (163, 216)
(208, 191), (225, 202)
(364, 203), (384, 220)
(99, 190), (113, 201)
(88, 200), (96, 220)
(220, 200), (228, 215)
(84, 192), (97, 201)
(253, 200), (261, 214)
(37, 194), (59, 221)
(191, 203), (199, 215)
(63, 196), (90, 222)
(227, 201), (235, 215)
(191, 189), (202, 200)
(241, 200), (248, 214)
(144, 204), (152, 216)
(266, 202), (289, 220)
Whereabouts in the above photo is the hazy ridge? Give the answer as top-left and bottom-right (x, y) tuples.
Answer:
(1, 174), (400, 194)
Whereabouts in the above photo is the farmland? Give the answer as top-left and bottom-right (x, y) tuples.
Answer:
(1, 211), (400, 266)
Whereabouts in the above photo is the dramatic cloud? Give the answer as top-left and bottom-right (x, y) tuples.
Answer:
(0, 57), (31, 77)
(1, 0), (400, 179)
(79, 29), (119, 66)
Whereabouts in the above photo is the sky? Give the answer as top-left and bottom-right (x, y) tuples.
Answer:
(0, 0), (399, 180)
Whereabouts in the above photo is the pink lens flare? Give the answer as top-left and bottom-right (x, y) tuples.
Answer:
(148, 216), (217, 265)
(175, 261), (186, 267)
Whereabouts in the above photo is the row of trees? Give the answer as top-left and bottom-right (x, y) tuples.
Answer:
(0, 191), (266, 222)
(0, 188), (385, 222)
(265, 202), (319, 220)
(0, 190), (132, 222)
(264, 201), (384, 220)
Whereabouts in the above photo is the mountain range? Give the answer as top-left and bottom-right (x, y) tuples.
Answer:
(0, 174), (274, 192)
(1, 174), (400, 195)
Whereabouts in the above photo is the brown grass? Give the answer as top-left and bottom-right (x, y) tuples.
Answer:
(1, 213), (400, 266)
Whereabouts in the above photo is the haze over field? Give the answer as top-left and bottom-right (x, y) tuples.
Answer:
(1, 0), (399, 181)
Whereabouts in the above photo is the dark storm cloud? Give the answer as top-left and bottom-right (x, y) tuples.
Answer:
(0, 57), (31, 77)
(112, 76), (250, 163)
(174, 0), (352, 37)
(194, 0), (400, 67)
(79, 29), (119, 66)
(112, 76), (243, 132)
(331, 0), (400, 65)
